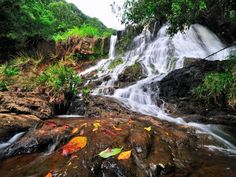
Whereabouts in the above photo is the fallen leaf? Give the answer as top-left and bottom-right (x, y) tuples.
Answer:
(62, 124), (69, 129)
(102, 128), (118, 136)
(118, 150), (132, 160)
(71, 155), (78, 159)
(45, 172), (52, 177)
(93, 122), (101, 132)
(45, 121), (57, 128)
(113, 125), (122, 131)
(144, 126), (152, 132)
(62, 136), (87, 156)
(79, 129), (84, 135)
(99, 147), (122, 158)
(71, 128), (79, 134)
(81, 123), (87, 128)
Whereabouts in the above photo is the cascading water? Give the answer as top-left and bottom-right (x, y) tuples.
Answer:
(81, 24), (236, 154)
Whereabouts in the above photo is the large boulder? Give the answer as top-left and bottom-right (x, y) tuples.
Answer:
(115, 62), (146, 88)
(0, 92), (53, 119)
(0, 92), (53, 140)
(150, 59), (236, 125)
(0, 114), (41, 142)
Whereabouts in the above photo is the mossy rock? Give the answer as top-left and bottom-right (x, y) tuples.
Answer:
(108, 58), (123, 70)
(115, 62), (146, 88)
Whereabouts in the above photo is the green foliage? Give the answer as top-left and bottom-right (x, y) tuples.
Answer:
(54, 25), (113, 42)
(0, 81), (8, 91)
(108, 58), (124, 70)
(3, 66), (20, 76)
(0, 0), (113, 42)
(82, 87), (91, 97)
(193, 72), (236, 107)
(38, 64), (82, 97)
(119, 0), (235, 35)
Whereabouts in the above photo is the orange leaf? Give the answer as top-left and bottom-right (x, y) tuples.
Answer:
(113, 125), (122, 131)
(45, 172), (52, 177)
(62, 136), (87, 156)
(71, 128), (79, 134)
(118, 150), (132, 160)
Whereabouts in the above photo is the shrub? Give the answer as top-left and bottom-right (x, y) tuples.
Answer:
(193, 72), (236, 107)
(38, 64), (82, 102)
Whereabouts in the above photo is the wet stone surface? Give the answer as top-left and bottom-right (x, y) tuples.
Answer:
(0, 112), (236, 177)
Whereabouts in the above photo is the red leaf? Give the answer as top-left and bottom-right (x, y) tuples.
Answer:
(102, 128), (118, 137)
(45, 121), (57, 128)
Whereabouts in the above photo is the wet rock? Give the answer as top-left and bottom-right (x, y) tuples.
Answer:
(151, 59), (236, 125)
(0, 92), (53, 119)
(0, 121), (72, 159)
(0, 113), (236, 177)
(0, 114), (41, 142)
(83, 96), (133, 117)
(115, 62), (146, 88)
(67, 97), (86, 115)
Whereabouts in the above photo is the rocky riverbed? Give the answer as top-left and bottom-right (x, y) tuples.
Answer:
(0, 91), (236, 177)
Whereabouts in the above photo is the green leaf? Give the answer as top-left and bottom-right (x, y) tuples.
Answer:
(99, 147), (123, 158)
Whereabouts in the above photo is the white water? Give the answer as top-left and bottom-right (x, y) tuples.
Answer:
(0, 132), (25, 149)
(81, 24), (236, 154)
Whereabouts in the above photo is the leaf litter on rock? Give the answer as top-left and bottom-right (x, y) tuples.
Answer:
(99, 147), (123, 158)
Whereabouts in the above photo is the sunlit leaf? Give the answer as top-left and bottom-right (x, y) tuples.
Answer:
(93, 122), (101, 132)
(113, 125), (122, 131)
(144, 126), (152, 132)
(71, 128), (79, 134)
(45, 172), (52, 177)
(99, 147), (122, 158)
(118, 150), (132, 160)
(62, 136), (87, 156)
(81, 123), (87, 128)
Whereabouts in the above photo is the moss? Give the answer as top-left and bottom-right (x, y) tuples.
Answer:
(108, 58), (123, 70)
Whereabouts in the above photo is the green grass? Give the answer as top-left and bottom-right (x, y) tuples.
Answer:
(3, 67), (20, 76)
(193, 72), (236, 107)
(108, 58), (123, 70)
(38, 64), (82, 98)
(53, 25), (114, 42)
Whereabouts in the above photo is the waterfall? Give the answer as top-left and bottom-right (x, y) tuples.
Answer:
(81, 24), (236, 154)
(0, 132), (25, 149)
(109, 35), (117, 59)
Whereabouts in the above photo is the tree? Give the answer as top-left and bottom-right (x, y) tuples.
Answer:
(119, 0), (235, 35)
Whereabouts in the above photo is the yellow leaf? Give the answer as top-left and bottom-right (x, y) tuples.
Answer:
(144, 126), (152, 132)
(92, 127), (98, 132)
(93, 122), (101, 128)
(92, 122), (101, 132)
(113, 125), (122, 131)
(81, 123), (88, 128)
(45, 172), (52, 177)
(71, 128), (79, 134)
(62, 136), (87, 156)
(118, 150), (132, 160)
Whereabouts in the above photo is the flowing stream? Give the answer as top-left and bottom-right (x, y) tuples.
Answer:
(81, 24), (236, 155)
